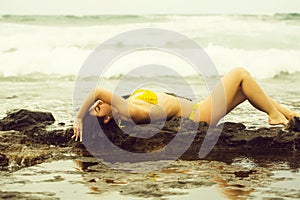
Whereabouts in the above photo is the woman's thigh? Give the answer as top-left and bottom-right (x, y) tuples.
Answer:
(197, 68), (247, 125)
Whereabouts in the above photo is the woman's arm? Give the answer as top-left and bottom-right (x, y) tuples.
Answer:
(76, 87), (132, 119)
(72, 87), (167, 141)
(72, 87), (134, 141)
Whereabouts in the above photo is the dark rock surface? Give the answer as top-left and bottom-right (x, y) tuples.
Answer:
(0, 109), (55, 131)
(1, 109), (300, 171)
(0, 109), (75, 170)
(0, 153), (8, 167)
(287, 116), (300, 132)
(83, 115), (300, 165)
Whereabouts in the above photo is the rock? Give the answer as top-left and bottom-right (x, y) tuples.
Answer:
(22, 126), (74, 146)
(0, 109), (75, 171)
(1, 109), (300, 171)
(234, 170), (257, 178)
(221, 122), (246, 132)
(0, 191), (58, 200)
(82, 115), (300, 165)
(0, 153), (8, 167)
(58, 122), (66, 126)
(287, 116), (300, 132)
(0, 109), (55, 131)
(0, 109), (73, 146)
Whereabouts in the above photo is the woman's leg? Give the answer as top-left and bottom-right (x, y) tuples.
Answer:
(198, 67), (290, 126)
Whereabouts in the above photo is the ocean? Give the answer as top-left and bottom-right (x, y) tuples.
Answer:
(1, 14), (300, 199)
(1, 14), (300, 78)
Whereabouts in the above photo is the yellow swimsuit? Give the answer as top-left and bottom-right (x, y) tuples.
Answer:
(129, 89), (158, 105)
(129, 89), (198, 121)
(189, 103), (199, 121)
(118, 89), (158, 128)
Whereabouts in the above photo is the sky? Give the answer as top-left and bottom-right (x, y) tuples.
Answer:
(0, 0), (300, 15)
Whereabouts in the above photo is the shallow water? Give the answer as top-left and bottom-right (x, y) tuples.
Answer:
(0, 160), (101, 199)
(1, 160), (223, 200)
(1, 157), (300, 200)
(251, 170), (300, 199)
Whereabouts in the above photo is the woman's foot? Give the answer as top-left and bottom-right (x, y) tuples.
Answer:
(285, 112), (300, 121)
(268, 112), (289, 126)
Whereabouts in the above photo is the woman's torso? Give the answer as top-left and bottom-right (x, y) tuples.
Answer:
(127, 89), (195, 120)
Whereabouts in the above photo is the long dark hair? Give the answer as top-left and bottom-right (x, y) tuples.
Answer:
(82, 114), (177, 155)
(81, 92), (191, 153)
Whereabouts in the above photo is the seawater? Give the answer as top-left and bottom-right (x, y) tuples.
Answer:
(0, 14), (300, 78)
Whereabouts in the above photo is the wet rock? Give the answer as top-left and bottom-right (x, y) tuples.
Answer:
(0, 109), (55, 131)
(222, 122), (246, 133)
(287, 116), (300, 132)
(1, 109), (300, 171)
(234, 170), (257, 179)
(0, 109), (74, 146)
(82, 115), (300, 165)
(0, 153), (8, 167)
(0, 109), (75, 171)
(23, 127), (74, 146)
(57, 122), (65, 126)
(0, 191), (58, 200)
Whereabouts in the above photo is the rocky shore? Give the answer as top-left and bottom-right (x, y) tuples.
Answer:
(0, 109), (300, 171)
(0, 109), (76, 171)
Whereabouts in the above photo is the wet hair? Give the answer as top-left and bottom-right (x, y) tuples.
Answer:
(82, 114), (120, 146)
(82, 107), (177, 154)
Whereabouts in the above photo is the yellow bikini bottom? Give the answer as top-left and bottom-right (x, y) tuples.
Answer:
(189, 103), (199, 121)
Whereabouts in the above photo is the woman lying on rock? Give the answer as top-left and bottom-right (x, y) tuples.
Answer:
(72, 67), (300, 141)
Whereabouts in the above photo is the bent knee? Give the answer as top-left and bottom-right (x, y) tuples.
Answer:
(231, 67), (250, 77)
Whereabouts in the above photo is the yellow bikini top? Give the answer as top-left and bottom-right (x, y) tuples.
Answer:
(129, 89), (158, 105)
(128, 88), (198, 121)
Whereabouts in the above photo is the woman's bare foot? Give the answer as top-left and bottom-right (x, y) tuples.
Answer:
(291, 113), (300, 119)
(268, 112), (289, 126)
(286, 112), (300, 121)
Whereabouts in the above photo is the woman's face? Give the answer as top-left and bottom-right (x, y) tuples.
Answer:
(89, 100), (112, 118)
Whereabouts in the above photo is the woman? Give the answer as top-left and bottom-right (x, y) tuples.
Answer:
(72, 67), (299, 141)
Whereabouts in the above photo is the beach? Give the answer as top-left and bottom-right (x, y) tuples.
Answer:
(1, 14), (300, 199)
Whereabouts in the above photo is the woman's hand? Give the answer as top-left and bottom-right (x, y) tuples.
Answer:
(72, 117), (83, 142)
